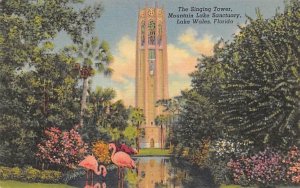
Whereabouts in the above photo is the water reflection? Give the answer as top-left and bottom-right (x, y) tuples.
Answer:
(134, 157), (175, 188)
(83, 182), (106, 188)
(69, 157), (215, 188)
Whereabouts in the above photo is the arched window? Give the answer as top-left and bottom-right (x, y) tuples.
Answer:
(157, 24), (162, 45)
(150, 138), (155, 148)
(141, 21), (145, 46)
(148, 21), (155, 45)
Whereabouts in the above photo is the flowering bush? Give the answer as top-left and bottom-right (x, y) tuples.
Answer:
(36, 126), (88, 169)
(211, 138), (253, 158)
(284, 146), (300, 184)
(92, 140), (111, 165)
(227, 148), (286, 186)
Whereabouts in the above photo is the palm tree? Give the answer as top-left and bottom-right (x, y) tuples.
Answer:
(73, 37), (113, 127)
(129, 108), (145, 152)
(156, 97), (182, 148)
(155, 114), (168, 149)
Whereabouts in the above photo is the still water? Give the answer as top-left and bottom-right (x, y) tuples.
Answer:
(69, 157), (215, 188)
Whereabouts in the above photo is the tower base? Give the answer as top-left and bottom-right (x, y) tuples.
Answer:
(140, 126), (166, 148)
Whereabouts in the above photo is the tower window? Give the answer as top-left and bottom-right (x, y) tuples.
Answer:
(148, 21), (156, 45)
(148, 50), (155, 75)
(141, 21), (145, 46)
(158, 24), (162, 45)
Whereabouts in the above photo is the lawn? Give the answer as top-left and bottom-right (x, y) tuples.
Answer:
(137, 148), (171, 156)
(0, 180), (74, 188)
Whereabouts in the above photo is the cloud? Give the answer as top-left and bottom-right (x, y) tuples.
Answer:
(167, 44), (198, 77)
(114, 80), (135, 106)
(110, 36), (136, 83)
(178, 27), (215, 56)
(169, 75), (191, 97)
(106, 28), (216, 106)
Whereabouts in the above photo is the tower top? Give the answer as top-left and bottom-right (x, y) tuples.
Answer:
(138, 7), (165, 19)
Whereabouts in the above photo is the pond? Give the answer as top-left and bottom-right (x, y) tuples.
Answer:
(68, 156), (216, 188)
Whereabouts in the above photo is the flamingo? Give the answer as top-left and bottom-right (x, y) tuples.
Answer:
(79, 155), (107, 183)
(108, 143), (137, 179)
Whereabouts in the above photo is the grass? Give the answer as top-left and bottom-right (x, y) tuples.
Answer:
(220, 185), (242, 188)
(137, 148), (171, 156)
(0, 180), (74, 188)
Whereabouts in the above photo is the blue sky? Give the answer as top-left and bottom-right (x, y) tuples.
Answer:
(54, 0), (285, 106)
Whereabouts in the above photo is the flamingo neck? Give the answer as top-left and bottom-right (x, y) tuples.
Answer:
(99, 165), (107, 176)
(95, 165), (101, 175)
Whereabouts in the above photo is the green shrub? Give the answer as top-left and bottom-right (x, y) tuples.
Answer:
(0, 166), (62, 183)
(10, 167), (22, 179)
(0, 166), (15, 179)
(40, 170), (62, 183)
(24, 166), (40, 182)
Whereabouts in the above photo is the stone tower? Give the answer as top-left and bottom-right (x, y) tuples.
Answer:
(135, 4), (168, 148)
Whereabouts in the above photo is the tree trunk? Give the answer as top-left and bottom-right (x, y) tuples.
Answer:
(161, 124), (163, 149)
(80, 77), (89, 127)
(136, 123), (140, 152)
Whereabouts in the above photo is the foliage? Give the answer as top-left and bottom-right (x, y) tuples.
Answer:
(69, 37), (113, 127)
(173, 2), (300, 186)
(227, 148), (286, 186)
(187, 139), (210, 166)
(129, 107), (145, 151)
(207, 138), (254, 185)
(155, 114), (168, 148)
(125, 169), (139, 187)
(61, 168), (85, 184)
(156, 97), (183, 147)
(36, 127), (88, 169)
(211, 138), (254, 158)
(123, 124), (138, 146)
(0, 181), (73, 188)
(81, 87), (129, 145)
(176, 90), (220, 151)
(92, 141), (111, 165)
(106, 100), (129, 130)
(284, 146), (300, 184)
(216, 0), (300, 148)
(0, 166), (62, 183)
(0, 0), (102, 166)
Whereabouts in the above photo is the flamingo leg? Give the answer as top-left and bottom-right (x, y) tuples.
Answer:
(92, 171), (94, 185)
(118, 167), (120, 179)
(85, 170), (88, 186)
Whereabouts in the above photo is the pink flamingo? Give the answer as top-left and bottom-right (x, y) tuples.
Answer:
(108, 143), (137, 179)
(79, 155), (107, 183)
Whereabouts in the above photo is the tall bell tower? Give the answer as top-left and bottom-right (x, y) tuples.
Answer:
(135, 3), (168, 148)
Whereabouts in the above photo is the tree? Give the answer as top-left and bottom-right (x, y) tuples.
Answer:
(71, 37), (113, 127)
(176, 90), (219, 150)
(155, 114), (168, 149)
(129, 107), (145, 152)
(0, 0), (102, 166)
(156, 97), (183, 147)
(81, 87), (116, 143)
(216, 1), (300, 148)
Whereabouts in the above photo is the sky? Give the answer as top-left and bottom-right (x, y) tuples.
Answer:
(54, 0), (285, 106)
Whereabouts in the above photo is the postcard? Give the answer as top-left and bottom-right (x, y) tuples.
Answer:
(0, 0), (299, 187)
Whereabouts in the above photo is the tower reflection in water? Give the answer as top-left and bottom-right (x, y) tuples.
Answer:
(124, 156), (180, 188)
